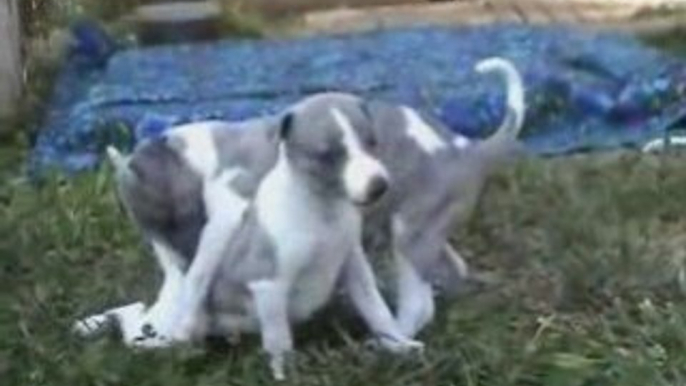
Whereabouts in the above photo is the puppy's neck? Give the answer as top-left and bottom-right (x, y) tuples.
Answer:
(261, 144), (348, 214)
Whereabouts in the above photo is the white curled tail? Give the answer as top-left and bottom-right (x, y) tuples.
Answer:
(475, 57), (526, 140)
(465, 57), (527, 173)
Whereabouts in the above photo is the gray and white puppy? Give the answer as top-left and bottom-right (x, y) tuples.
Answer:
(73, 118), (280, 348)
(357, 57), (525, 337)
(76, 96), (422, 380)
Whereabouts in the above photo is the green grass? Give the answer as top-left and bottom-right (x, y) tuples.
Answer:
(3, 145), (686, 385)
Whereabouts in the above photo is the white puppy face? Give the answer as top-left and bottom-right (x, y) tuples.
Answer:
(331, 108), (390, 205)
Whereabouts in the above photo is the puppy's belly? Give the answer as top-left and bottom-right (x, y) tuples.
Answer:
(287, 245), (349, 322)
(212, 312), (260, 335)
(209, 275), (341, 335)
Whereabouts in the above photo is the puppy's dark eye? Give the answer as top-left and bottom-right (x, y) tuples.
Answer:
(318, 152), (338, 165)
(361, 132), (378, 150)
(317, 148), (344, 165)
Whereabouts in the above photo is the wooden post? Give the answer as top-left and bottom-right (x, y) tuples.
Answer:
(0, 0), (21, 117)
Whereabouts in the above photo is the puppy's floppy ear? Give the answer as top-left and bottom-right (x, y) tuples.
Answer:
(128, 136), (177, 181)
(106, 146), (133, 176)
(278, 112), (295, 141)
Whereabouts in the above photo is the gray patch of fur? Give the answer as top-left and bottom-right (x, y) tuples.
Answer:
(282, 94), (362, 199)
(117, 136), (206, 263)
(357, 98), (523, 285)
(210, 118), (280, 197)
(207, 207), (277, 316)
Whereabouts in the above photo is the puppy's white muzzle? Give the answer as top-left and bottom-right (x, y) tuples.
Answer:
(343, 152), (390, 206)
(331, 107), (390, 206)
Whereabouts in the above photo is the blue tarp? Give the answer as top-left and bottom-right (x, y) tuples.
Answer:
(29, 23), (686, 177)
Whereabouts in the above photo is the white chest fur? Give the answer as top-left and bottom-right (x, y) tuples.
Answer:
(255, 157), (360, 321)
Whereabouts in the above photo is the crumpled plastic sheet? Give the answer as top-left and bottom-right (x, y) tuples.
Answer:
(29, 23), (686, 177)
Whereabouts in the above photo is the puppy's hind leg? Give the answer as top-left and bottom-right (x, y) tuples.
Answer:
(425, 243), (470, 298)
(394, 254), (435, 339)
(343, 245), (424, 353)
(72, 241), (184, 348)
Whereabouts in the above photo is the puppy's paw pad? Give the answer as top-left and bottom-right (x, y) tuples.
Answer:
(130, 334), (172, 349)
(127, 323), (174, 348)
(140, 323), (158, 338)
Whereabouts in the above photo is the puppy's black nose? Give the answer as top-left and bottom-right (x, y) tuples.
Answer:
(366, 176), (388, 203)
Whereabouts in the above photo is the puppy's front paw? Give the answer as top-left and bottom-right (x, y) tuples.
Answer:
(390, 338), (424, 354)
(269, 354), (287, 381)
(366, 336), (424, 355)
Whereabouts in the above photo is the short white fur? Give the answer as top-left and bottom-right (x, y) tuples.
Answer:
(170, 123), (221, 177)
(401, 107), (449, 153)
(331, 108), (389, 203)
